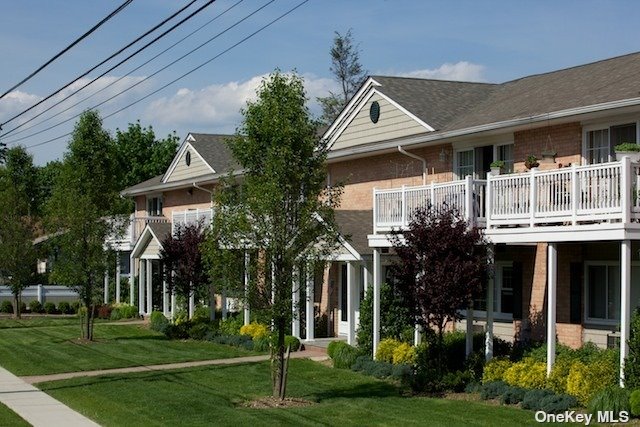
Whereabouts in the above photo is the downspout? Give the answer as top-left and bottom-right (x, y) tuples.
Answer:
(192, 182), (213, 195)
(397, 146), (427, 185)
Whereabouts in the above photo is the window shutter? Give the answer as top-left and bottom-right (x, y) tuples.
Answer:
(570, 262), (582, 324)
(512, 261), (523, 320)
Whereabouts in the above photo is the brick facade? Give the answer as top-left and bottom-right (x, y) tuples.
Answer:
(513, 122), (582, 172)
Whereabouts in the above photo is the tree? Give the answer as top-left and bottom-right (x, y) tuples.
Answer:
(4, 146), (39, 216)
(0, 141), (6, 164)
(114, 121), (179, 190)
(45, 110), (125, 340)
(208, 71), (342, 399)
(0, 174), (36, 318)
(160, 222), (207, 312)
(391, 205), (488, 367)
(317, 29), (367, 124)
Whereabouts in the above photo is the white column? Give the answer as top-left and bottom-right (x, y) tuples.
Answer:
(222, 289), (228, 320)
(162, 277), (169, 317)
(146, 259), (152, 315)
(305, 264), (315, 342)
(346, 262), (356, 345)
(485, 269), (495, 361)
(103, 270), (109, 304)
(188, 290), (195, 319)
(363, 263), (372, 297)
(138, 260), (145, 314)
(373, 248), (381, 358)
(243, 251), (250, 326)
(547, 243), (557, 376)
(129, 254), (135, 306)
(170, 289), (176, 321)
(466, 307), (474, 356)
(115, 252), (121, 303)
(292, 267), (300, 338)
(37, 284), (44, 304)
(621, 239), (632, 386)
(414, 324), (422, 346)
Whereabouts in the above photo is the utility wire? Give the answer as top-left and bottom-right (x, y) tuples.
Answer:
(1, 0), (218, 140)
(0, 0), (199, 129)
(26, 0), (310, 150)
(0, 0), (134, 101)
(3, 0), (244, 142)
(14, 0), (276, 145)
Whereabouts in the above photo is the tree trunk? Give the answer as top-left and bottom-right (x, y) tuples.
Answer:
(13, 294), (21, 319)
(271, 319), (287, 399)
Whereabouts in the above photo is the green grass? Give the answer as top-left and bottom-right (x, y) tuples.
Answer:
(0, 315), (95, 329)
(41, 359), (547, 426)
(0, 402), (29, 427)
(0, 321), (257, 376)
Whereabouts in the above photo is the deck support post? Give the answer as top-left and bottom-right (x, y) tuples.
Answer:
(621, 239), (632, 386)
(547, 243), (557, 376)
(373, 248), (381, 359)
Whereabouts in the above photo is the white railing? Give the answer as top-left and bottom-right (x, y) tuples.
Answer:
(373, 176), (486, 232)
(487, 158), (638, 228)
(172, 208), (213, 235)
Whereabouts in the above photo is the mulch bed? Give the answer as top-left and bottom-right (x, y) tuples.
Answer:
(243, 397), (315, 409)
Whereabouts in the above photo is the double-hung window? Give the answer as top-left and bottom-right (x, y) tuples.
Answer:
(456, 150), (474, 178)
(586, 264), (620, 321)
(585, 122), (637, 164)
(496, 143), (515, 173)
(146, 195), (163, 217)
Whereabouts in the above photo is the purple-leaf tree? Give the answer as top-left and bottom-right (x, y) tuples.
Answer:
(391, 204), (488, 350)
(160, 222), (206, 304)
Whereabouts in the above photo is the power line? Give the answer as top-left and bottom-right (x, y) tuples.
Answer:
(26, 0), (310, 150)
(0, 0), (134, 101)
(13, 0), (276, 145)
(1, 0), (217, 140)
(0, 0), (199, 129)
(2, 0), (245, 143)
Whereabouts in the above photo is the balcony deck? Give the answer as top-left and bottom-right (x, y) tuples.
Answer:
(372, 157), (640, 244)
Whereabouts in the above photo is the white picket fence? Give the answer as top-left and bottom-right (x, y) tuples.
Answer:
(0, 285), (79, 304)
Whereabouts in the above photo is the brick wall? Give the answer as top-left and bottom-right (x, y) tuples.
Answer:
(513, 122), (582, 172)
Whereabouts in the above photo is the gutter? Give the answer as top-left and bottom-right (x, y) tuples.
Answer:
(397, 146), (426, 185)
(192, 182), (213, 194)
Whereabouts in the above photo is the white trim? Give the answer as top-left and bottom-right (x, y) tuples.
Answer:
(583, 260), (630, 326)
(162, 134), (217, 183)
(324, 77), (381, 142)
(581, 119), (640, 165)
(131, 225), (165, 259)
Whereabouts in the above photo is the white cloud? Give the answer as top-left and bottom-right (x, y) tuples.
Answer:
(144, 73), (338, 132)
(395, 61), (486, 82)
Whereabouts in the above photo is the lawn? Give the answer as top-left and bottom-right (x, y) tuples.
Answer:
(0, 319), (258, 376)
(0, 402), (29, 427)
(40, 359), (548, 426)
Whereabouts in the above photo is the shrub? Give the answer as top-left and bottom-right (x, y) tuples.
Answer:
(503, 357), (546, 389)
(482, 358), (513, 384)
(391, 363), (412, 384)
(546, 356), (574, 394)
(164, 322), (190, 340)
(150, 311), (169, 333)
(239, 322), (268, 340)
(442, 370), (474, 393)
(376, 338), (401, 363)
(192, 306), (211, 324)
(351, 357), (393, 379)
(465, 382), (481, 394)
(188, 322), (215, 340)
(96, 304), (112, 319)
(630, 389), (640, 417)
(43, 302), (57, 314)
(57, 301), (71, 314)
(110, 307), (122, 321)
(212, 334), (253, 349)
(566, 353), (618, 405)
(71, 301), (81, 314)
(521, 389), (555, 410)
(331, 342), (359, 369)
(0, 300), (13, 314)
(392, 342), (417, 365)
(540, 394), (578, 414)
(500, 386), (527, 405)
(327, 341), (341, 359)
(625, 308), (640, 389)
(29, 300), (43, 313)
(219, 316), (243, 336)
(253, 336), (270, 352)
(480, 381), (509, 400)
(119, 304), (138, 319)
(285, 335), (301, 351)
(588, 386), (630, 416)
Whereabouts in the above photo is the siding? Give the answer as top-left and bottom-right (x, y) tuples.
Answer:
(333, 93), (428, 150)
(142, 237), (161, 257)
(166, 144), (213, 182)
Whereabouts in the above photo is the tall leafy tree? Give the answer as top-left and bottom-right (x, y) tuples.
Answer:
(391, 205), (488, 367)
(45, 110), (125, 340)
(317, 29), (367, 124)
(208, 71), (342, 399)
(4, 146), (39, 216)
(114, 121), (179, 189)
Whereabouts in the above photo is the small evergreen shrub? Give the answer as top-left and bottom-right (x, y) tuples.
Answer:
(392, 341), (417, 365)
(503, 357), (546, 389)
(43, 302), (57, 314)
(253, 336), (270, 352)
(119, 304), (138, 319)
(500, 386), (527, 405)
(351, 356), (394, 378)
(521, 389), (555, 410)
(239, 322), (269, 339)
(188, 322), (215, 340)
(391, 363), (412, 384)
(29, 300), (43, 313)
(482, 358), (513, 384)
(192, 306), (211, 324)
(331, 342), (359, 369)
(588, 386), (631, 416)
(110, 307), (122, 321)
(376, 338), (402, 363)
(442, 370), (474, 393)
(71, 301), (81, 313)
(57, 301), (71, 314)
(212, 334), (253, 349)
(629, 389), (640, 417)
(150, 311), (169, 333)
(164, 322), (190, 339)
(480, 381), (509, 400)
(625, 309), (640, 389)
(539, 394), (578, 414)
(285, 335), (301, 351)
(327, 341), (340, 359)
(465, 382), (481, 393)
(219, 316), (243, 336)
(0, 300), (13, 313)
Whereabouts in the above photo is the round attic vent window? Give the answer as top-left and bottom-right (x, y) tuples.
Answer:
(185, 151), (191, 166)
(369, 101), (380, 123)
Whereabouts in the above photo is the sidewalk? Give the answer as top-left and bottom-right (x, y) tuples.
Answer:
(0, 366), (99, 427)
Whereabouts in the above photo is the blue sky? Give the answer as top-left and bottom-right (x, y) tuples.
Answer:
(1, 0), (639, 165)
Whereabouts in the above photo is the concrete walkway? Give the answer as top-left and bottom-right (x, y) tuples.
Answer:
(0, 366), (99, 427)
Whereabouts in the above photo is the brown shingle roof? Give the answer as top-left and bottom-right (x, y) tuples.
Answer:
(334, 210), (373, 255)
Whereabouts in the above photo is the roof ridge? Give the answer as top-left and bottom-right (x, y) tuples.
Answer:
(372, 74), (497, 86)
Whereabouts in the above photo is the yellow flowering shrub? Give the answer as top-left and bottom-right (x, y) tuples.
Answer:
(239, 322), (268, 339)
(482, 358), (513, 384)
(546, 357), (574, 394)
(392, 342), (417, 365)
(376, 338), (402, 363)
(566, 358), (618, 405)
(503, 358), (546, 389)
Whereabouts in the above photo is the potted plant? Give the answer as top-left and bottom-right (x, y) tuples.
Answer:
(525, 155), (539, 170)
(489, 160), (505, 175)
(614, 143), (640, 162)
